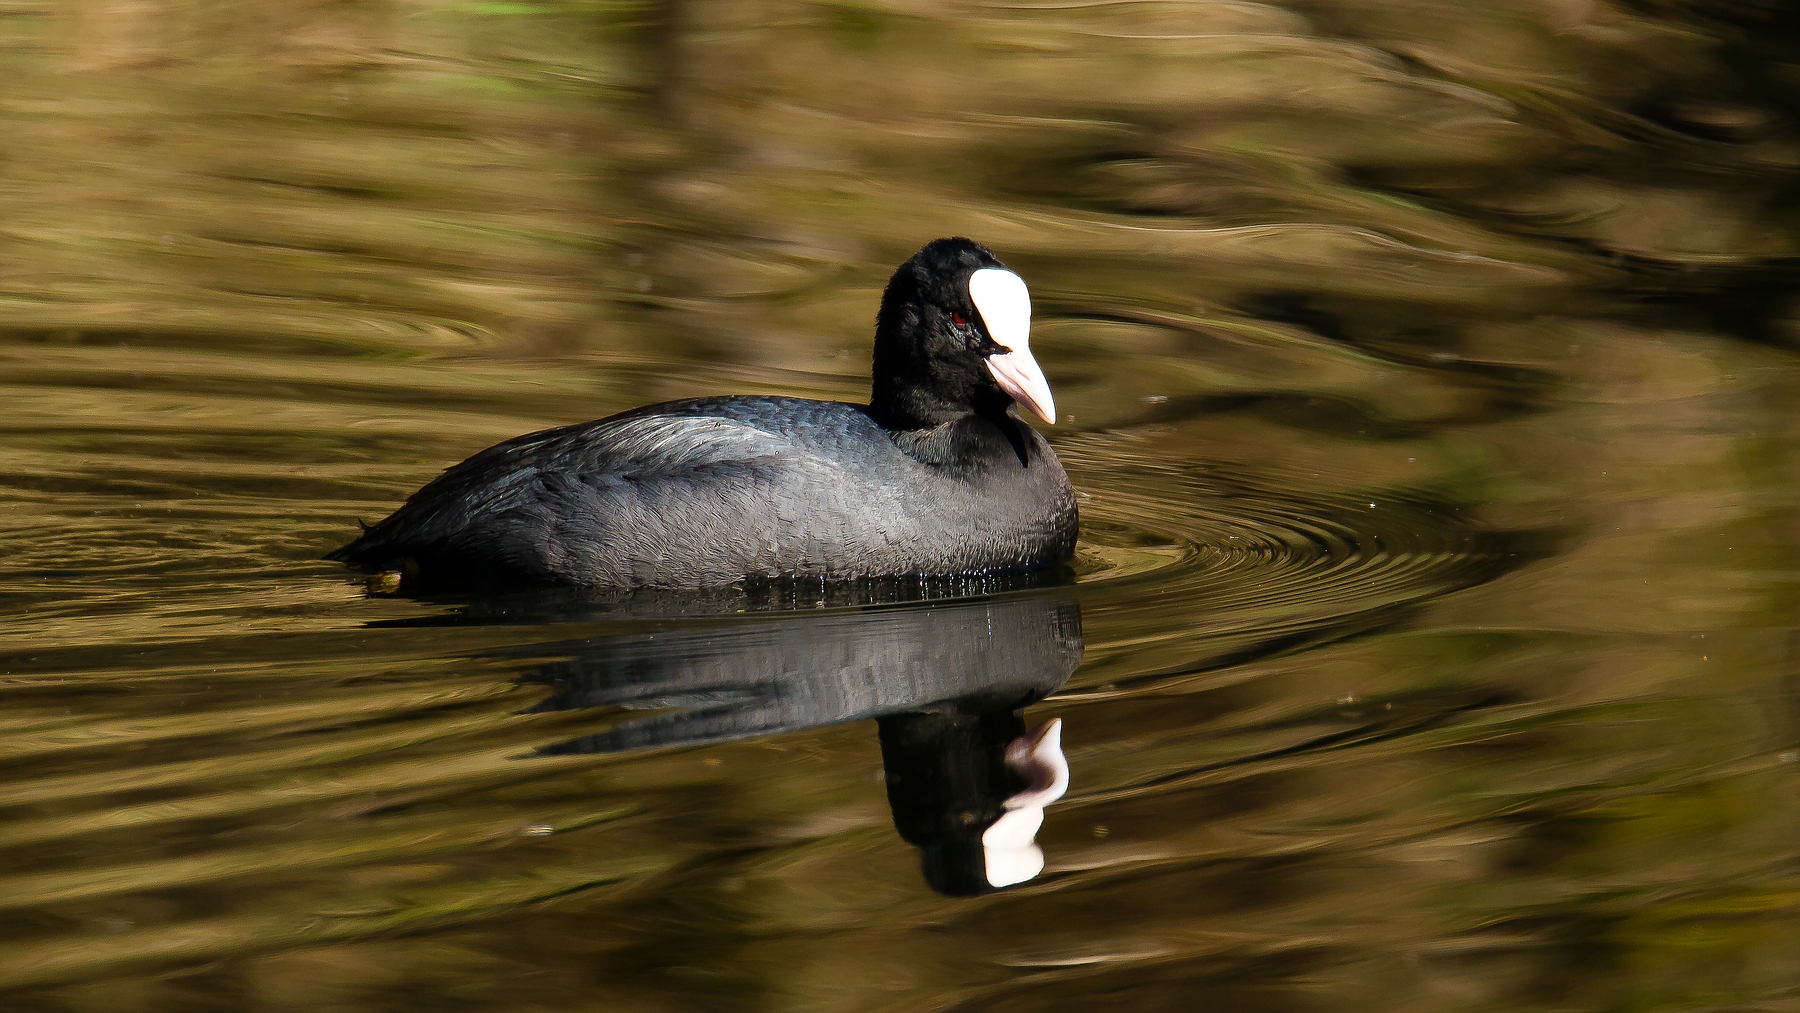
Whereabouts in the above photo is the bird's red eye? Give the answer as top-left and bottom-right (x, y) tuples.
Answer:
(952, 313), (967, 326)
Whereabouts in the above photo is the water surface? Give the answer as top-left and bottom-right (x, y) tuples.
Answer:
(2, 2), (1798, 1010)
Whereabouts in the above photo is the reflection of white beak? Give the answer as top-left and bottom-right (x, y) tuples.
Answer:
(1003, 717), (1069, 810)
(969, 268), (1057, 425)
(981, 718), (1069, 888)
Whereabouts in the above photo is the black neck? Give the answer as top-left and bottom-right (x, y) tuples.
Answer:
(869, 377), (1013, 431)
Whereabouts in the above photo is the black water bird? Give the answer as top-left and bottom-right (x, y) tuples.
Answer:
(328, 238), (1078, 589)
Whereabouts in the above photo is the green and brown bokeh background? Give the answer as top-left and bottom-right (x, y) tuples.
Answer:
(2, 2), (1798, 1010)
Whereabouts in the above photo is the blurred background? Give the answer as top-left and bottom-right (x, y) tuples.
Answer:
(2, 1), (1798, 1010)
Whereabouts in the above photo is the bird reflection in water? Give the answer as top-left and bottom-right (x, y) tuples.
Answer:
(880, 707), (1069, 893)
(424, 579), (1081, 895)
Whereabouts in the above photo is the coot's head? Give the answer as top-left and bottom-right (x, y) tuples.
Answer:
(870, 238), (1056, 430)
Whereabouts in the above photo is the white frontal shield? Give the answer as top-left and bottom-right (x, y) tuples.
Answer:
(969, 268), (1056, 424)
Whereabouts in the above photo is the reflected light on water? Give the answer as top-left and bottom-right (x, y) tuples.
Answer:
(1, 0), (1799, 1010)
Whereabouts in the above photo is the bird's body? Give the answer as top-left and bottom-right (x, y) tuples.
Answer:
(329, 395), (1075, 588)
(328, 239), (1078, 590)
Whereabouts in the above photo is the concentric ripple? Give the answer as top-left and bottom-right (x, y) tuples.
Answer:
(1063, 442), (1543, 680)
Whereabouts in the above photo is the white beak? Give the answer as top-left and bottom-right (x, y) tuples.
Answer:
(969, 268), (1056, 425)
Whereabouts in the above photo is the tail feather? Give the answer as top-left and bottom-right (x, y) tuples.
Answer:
(325, 528), (391, 566)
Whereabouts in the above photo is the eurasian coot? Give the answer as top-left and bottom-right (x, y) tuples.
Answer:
(327, 238), (1078, 588)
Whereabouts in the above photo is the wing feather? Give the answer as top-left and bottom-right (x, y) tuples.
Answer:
(328, 406), (844, 585)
